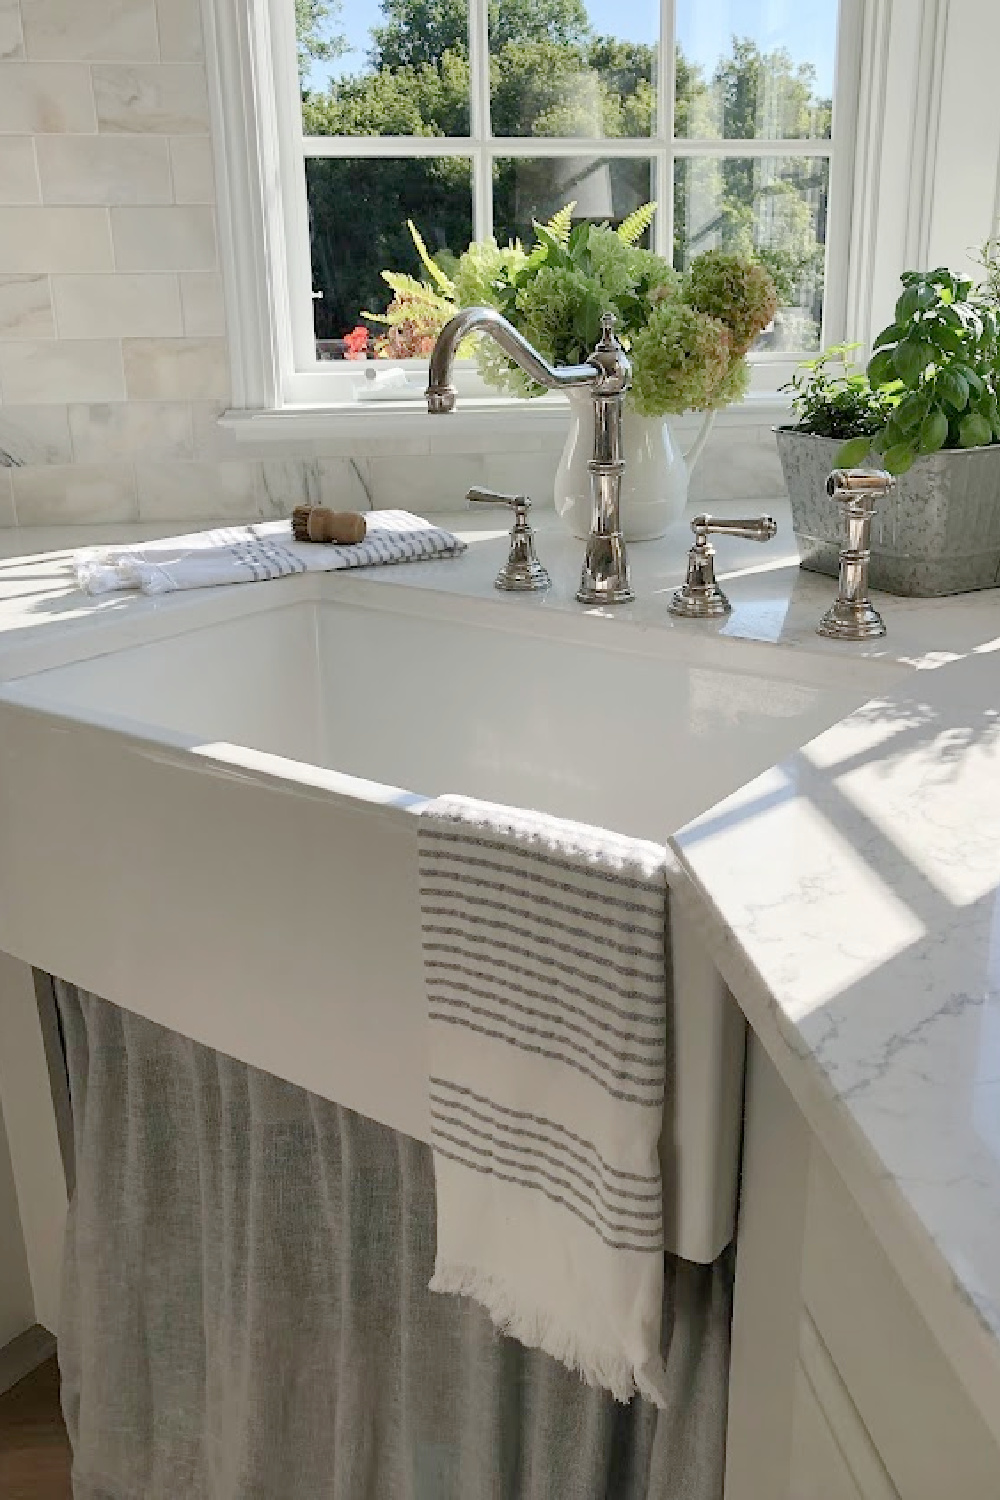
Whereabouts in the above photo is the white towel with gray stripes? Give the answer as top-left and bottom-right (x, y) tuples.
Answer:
(74, 511), (465, 596)
(418, 794), (672, 1407)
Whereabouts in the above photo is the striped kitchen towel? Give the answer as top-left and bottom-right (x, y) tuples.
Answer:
(418, 794), (672, 1406)
(74, 511), (465, 596)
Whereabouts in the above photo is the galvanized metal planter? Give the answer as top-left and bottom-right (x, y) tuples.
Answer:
(775, 427), (1000, 597)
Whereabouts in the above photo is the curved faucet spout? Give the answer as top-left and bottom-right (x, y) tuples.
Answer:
(425, 306), (598, 413)
(426, 306), (634, 606)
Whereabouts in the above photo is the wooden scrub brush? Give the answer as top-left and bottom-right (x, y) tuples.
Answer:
(292, 505), (367, 545)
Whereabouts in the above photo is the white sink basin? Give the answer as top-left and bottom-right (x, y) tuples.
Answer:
(1, 591), (865, 838)
(0, 581), (872, 1262)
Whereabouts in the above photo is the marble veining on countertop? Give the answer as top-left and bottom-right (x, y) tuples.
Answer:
(671, 642), (1000, 1428)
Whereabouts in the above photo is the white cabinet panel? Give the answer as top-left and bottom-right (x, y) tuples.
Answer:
(789, 1358), (866, 1500)
(727, 1035), (1000, 1500)
(802, 1143), (1000, 1500)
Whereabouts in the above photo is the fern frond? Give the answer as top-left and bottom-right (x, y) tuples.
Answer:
(545, 202), (576, 245)
(407, 219), (456, 298)
(616, 202), (657, 246)
(380, 270), (454, 313)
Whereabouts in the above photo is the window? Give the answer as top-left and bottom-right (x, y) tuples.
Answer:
(207, 0), (867, 417)
(297, 0), (842, 367)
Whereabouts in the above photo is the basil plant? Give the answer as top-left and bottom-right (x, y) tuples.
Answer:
(838, 268), (1000, 474)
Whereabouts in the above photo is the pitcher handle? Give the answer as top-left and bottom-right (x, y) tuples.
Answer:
(682, 409), (716, 472)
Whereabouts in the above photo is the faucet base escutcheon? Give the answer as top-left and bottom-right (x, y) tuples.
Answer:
(816, 596), (886, 640)
(577, 532), (634, 605)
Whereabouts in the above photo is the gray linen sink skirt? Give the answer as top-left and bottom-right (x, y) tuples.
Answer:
(52, 981), (733, 1500)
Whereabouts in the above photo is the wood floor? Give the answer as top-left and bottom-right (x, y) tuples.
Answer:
(0, 1357), (72, 1500)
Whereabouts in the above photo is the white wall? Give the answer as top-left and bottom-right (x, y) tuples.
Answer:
(923, 0), (1000, 272)
(858, 0), (1000, 350)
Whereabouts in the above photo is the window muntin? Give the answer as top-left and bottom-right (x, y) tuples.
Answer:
(293, 0), (840, 370)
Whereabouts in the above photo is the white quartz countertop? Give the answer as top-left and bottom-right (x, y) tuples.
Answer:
(671, 636), (1000, 1439)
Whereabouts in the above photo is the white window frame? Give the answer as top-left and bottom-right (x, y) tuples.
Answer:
(201, 0), (974, 446)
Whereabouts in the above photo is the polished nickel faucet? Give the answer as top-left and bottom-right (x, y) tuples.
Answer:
(426, 306), (634, 604)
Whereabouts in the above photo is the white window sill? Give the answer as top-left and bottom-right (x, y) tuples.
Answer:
(218, 391), (793, 453)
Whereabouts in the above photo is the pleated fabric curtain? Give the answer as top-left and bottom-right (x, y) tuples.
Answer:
(54, 982), (732, 1500)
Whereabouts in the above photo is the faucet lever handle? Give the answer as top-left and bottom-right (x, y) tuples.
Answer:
(467, 486), (531, 517)
(669, 512), (778, 619)
(465, 488), (550, 593)
(692, 513), (778, 545)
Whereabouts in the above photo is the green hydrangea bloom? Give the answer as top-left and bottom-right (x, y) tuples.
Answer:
(630, 302), (732, 416)
(685, 250), (778, 358)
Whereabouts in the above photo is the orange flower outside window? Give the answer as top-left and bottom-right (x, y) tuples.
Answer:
(343, 325), (369, 359)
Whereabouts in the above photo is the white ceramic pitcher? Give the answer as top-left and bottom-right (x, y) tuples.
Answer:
(554, 389), (715, 541)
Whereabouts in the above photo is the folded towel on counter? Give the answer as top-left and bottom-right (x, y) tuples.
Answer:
(418, 794), (672, 1406)
(74, 510), (465, 596)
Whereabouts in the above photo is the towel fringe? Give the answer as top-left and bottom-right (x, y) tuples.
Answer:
(430, 1260), (656, 1407)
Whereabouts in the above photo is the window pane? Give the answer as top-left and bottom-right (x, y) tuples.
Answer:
(490, 0), (658, 138)
(306, 158), (472, 352)
(674, 1), (836, 139)
(299, 0), (470, 137)
(493, 157), (655, 246)
(673, 155), (828, 350)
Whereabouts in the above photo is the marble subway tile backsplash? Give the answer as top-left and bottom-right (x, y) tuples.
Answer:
(0, 61), (96, 132)
(0, 467), (14, 526)
(0, 402), (72, 464)
(690, 427), (784, 506)
(110, 203), (217, 271)
(188, 400), (244, 462)
(168, 137), (215, 203)
(36, 134), (172, 203)
(366, 454), (488, 509)
(135, 459), (259, 521)
(0, 0), (24, 60)
(19, 0), (159, 61)
(0, 338), (125, 403)
(68, 401), (194, 462)
(92, 63), (210, 134)
(52, 273), (184, 339)
(483, 450), (561, 505)
(154, 0), (204, 63)
(0, 137), (39, 202)
(11, 460), (137, 523)
(122, 336), (229, 400)
(0, 205), (113, 271)
(0, 273), (53, 338)
(258, 458), (372, 518)
(178, 273), (226, 337)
